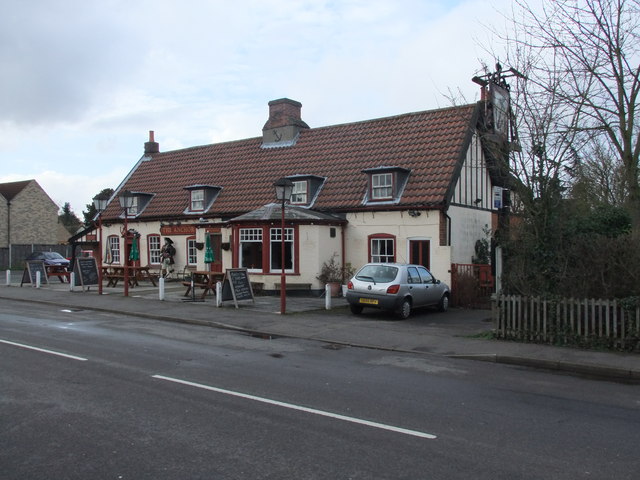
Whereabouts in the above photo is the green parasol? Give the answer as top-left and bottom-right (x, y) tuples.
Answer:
(204, 234), (214, 263)
(129, 236), (140, 261)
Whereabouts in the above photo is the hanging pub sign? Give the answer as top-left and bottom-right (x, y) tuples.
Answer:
(490, 82), (510, 139)
(160, 225), (197, 235)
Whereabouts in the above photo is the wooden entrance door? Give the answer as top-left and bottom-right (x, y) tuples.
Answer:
(409, 240), (430, 269)
(208, 233), (223, 273)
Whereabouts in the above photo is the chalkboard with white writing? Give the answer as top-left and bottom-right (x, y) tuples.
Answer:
(75, 257), (99, 287)
(21, 260), (49, 286)
(221, 268), (254, 308)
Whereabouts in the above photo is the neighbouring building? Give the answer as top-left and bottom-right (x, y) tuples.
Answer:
(76, 79), (514, 294)
(0, 179), (69, 268)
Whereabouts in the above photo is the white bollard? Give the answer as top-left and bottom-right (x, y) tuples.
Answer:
(6, 270), (10, 286)
(216, 281), (222, 307)
(325, 283), (331, 310)
(36, 271), (41, 288)
(159, 277), (165, 301)
(69, 272), (75, 292)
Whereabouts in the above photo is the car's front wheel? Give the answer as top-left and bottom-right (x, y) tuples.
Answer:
(395, 298), (411, 319)
(350, 304), (363, 315)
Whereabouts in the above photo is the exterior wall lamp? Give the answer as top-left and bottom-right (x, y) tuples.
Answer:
(274, 177), (293, 314)
(118, 189), (136, 297)
(92, 192), (110, 295)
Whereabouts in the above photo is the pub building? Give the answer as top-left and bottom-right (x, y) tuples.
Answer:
(73, 79), (514, 295)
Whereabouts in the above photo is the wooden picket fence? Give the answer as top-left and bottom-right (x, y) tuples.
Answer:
(494, 295), (640, 350)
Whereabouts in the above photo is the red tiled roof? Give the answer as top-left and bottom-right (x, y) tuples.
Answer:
(104, 103), (479, 220)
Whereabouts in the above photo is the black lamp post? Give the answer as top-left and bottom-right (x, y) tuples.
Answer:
(274, 178), (293, 314)
(92, 192), (110, 295)
(118, 189), (135, 297)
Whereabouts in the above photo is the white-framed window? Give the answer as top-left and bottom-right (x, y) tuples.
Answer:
(270, 228), (294, 272)
(371, 173), (394, 200)
(370, 236), (395, 263)
(190, 189), (205, 211)
(148, 235), (161, 264)
(240, 228), (263, 271)
(187, 236), (197, 265)
(108, 235), (121, 264)
(290, 181), (308, 205)
(126, 196), (139, 216)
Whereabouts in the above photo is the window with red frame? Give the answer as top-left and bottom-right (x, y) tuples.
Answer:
(186, 236), (197, 265)
(369, 234), (395, 263)
(148, 235), (161, 264)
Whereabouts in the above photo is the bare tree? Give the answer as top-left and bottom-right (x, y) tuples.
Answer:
(570, 142), (628, 206)
(501, 0), (640, 228)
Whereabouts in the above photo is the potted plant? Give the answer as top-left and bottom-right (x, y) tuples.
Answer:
(317, 255), (343, 297)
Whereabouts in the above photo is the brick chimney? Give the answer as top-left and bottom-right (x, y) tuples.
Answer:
(262, 98), (309, 147)
(144, 130), (160, 154)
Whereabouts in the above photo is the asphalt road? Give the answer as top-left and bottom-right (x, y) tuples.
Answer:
(1, 300), (639, 479)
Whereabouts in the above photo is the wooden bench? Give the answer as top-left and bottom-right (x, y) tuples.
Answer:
(273, 283), (312, 292)
(182, 280), (214, 298)
(46, 265), (70, 283)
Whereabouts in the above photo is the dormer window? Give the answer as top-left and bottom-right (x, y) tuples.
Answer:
(371, 173), (394, 200)
(290, 181), (308, 205)
(190, 189), (205, 211)
(183, 185), (222, 214)
(282, 175), (326, 208)
(119, 191), (154, 218)
(128, 196), (139, 216)
(363, 166), (411, 205)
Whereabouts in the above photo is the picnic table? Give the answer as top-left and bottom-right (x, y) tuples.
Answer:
(46, 264), (70, 283)
(183, 271), (224, 299)
(102, 266), (157, 288)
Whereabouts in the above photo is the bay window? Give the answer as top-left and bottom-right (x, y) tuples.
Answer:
(239, 228), (263, 271)
(270, 228), (294, 272)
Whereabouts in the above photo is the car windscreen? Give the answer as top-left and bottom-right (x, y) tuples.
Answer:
(43, 252), (64, 259)
(356, 265), (398, 283)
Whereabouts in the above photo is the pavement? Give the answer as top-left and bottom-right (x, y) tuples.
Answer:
(2, 273), (639, 382)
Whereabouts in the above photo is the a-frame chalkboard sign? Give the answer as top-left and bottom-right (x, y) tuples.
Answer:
(21, 260), (49, 287)
(75, 257), (99, 290)
(221, 268), (255, 308)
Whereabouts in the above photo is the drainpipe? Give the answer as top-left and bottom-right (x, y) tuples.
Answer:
(445, 211), (452, 246)
(6, 200), (11, 269)
(341, 224), (346, 277)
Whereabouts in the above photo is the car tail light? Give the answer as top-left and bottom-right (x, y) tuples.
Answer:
(347, 281), (354, 290)
(386, 284), (400, 294)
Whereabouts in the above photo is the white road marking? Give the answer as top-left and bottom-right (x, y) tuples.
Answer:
(152, 374), (437, 439)
(0, 338), (88, 361)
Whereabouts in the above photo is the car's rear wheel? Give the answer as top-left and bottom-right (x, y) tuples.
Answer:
(438, 294), (449, 312)
(350, 304), (364, 315)
(395, 298), (411, 319)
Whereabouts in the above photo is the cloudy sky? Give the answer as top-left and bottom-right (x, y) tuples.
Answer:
(0, 0), (513, 217)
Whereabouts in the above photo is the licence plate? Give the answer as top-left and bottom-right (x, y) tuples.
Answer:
(359, 298), (379, 305)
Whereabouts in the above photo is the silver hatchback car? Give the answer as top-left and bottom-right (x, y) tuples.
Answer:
(346, 263), (450, 319)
